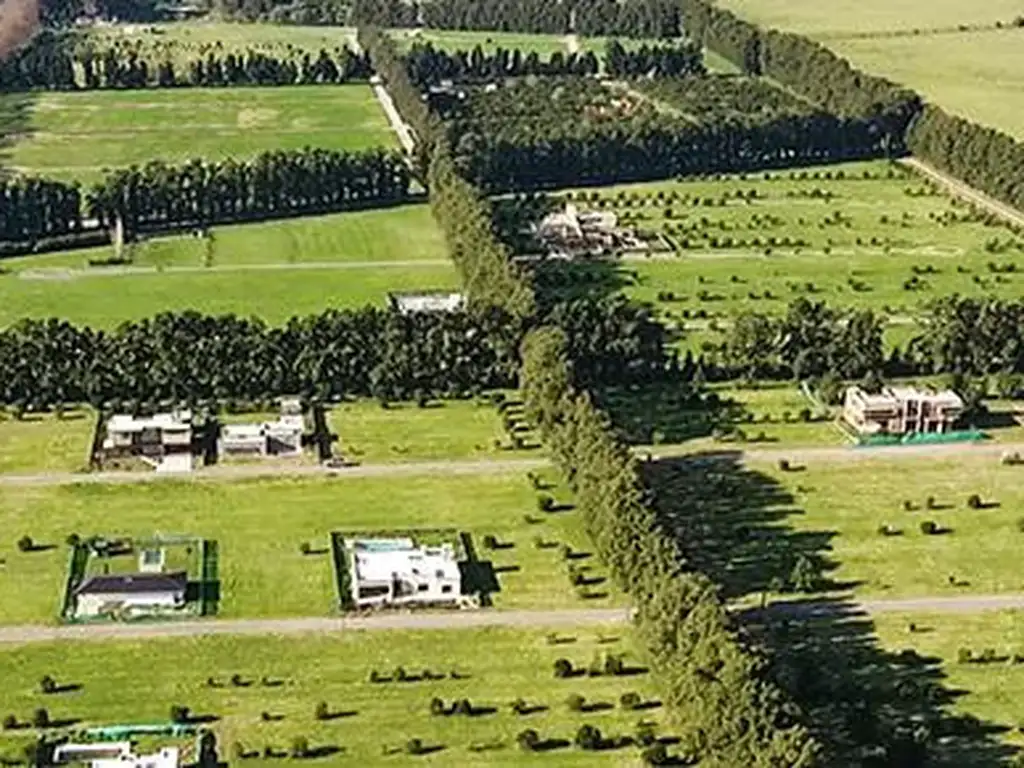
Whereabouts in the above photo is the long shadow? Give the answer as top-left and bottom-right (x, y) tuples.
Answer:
(641, 451), (1018, 767)
(595, 382), (732, 446)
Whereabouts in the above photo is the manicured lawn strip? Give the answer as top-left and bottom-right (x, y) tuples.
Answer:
(13, 86), (395, 183)
(0, 411), (96, 474)
(0, 626), (666, 765)
(390, 28), (569, 55)
(84, 21), (357, 51)
(753, 455), (1024, 599)
(329, 399), (530, 463)
(0, 472), (621, 625)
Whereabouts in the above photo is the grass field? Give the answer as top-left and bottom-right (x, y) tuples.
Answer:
(330, 399), (535, 463)
(716, 0), (1024, 35)
(753, 454), (1024, 600)
(0, 205), (456, 328)
(0, 470), (619, 625)
(83, 21), (357, 50)
(390, 28), (569, 55)
(10, 85), (394, 184)
(832, 29), (1024, 140)
(0, 626), (669, 766)
(542, 160), (1024, 350)
(0, 411), (96, 474)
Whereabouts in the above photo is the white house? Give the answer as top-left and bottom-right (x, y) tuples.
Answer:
(73, 572), (187, 618)
(843, 386), (964, 436)
(388, 291), (465, 315)
(55, 743), (179, 768)
(92, 748), (178, 768)
(219, 400), (305, 458)
(102, 411), (192, 472)
(348, 538), (463, 608)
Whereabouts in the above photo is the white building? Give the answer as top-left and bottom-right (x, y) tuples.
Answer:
(219, 400), (305, 458)
(55, 743), (179, 768)
(348, 538), (463, 608)
(843, 386), (964, 436)
(388, 291), (465, 315)
(534, 203), (621, 255)
(102, 411), (192, 472)
(73, 572), (187, 618)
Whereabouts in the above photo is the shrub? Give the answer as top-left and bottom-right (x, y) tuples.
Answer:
(482, 534), (498, 550)
(958, 648), (973, 664)
(516, 729), (540, 752)
(2, 714), (16, 730)
(299, 542), (311, 555)
(260, 711), (272, 722)
(169, 705), (190, 723)
(231, 673), (245, 687)
(798, 407), (811, 422)
(393, 666), (407, 682)
(565, 693), (585, 712)
(920, 520), (939, 535)
(902, 500), (913, 512)
(510, 698), (527, 715)
(65, 533), (80, 547)
(368, 670), (383, 684)
(314, 701), (329, 721)
(926, 495), (937, 510)
(405, 738), (425, 755)
(32, 708), (49, 729)
(39, 675), (56, 694)
(967, 494), (982, 509)
(17, 536), (33, 552)
(453, 698), (472, 716)
(635, 722), (657, 746)
(289, 737), (308, 759)
(619, 692), (641, 710)
(603, 653), (624, 675)
(574, 724), (602, 750)
(642, 743), (670, 765)
(553, 658), (573, 678)
(536, 494), (554, 512)
(777, 459), (790, 472)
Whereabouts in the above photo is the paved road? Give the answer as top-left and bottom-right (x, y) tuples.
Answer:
(0, 609), (632, 646)
(372, 82), (417, 154)
(0, 457), (550, 488)
(900, 156), (1024, 228)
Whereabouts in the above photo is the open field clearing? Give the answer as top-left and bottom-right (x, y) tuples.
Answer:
(0, 411), (96, 475)
(83, 21), (356, 50)
(716, 0), (1024, 36)
(0, 206), (456, 328)
(0, 626), (669, 765)
(753, 455), (1024, 600)
(330, 399), (537, 464)
(0, 471), (619, 625)
(390, 28), (569, 55)
(10, 86), (394, 183)
(872, 610), (1024, 750)
(832, 29), (1024, 140)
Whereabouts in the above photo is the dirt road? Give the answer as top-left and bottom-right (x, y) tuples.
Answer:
(0, 608), (632, 646)
(900, 156), (1024, 228)
(0, 457), (550, 488)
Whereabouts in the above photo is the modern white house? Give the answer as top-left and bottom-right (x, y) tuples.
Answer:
(54, 743), (179, 768)
(102, 411), (193, 472)
(348, 538), (463, 608)
(73, 572), (187, 618)
(219, 399), (305, 458)
(388, 291), (465, 315)
(843, 386), (964, 435)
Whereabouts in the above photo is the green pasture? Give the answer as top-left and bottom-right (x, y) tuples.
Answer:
(755, 454), (1024, 600)
(0, 470), (620, 625)
(0, 626), (667, 766)
(390, 28), (569, 55)
(83, 21), (356, 51)
(716, 0), (1024, 35)
(0, 206), (456, 328)
(10, 85), (394, 184)
(832, 29), (1024, 140)
(873, 610), (1024, 750)
(0, 410), (96, 475)
(330, 398), (538, 463)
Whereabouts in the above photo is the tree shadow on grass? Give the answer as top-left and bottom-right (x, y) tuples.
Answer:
(641, 451), (1019, 767)
(594, 382), (734, 446)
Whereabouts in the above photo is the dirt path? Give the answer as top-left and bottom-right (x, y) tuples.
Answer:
(0, 457), (550, 488)
(17, 260), (450, 281)
(900, 156), (1024, 229)
(0, 608), (631, 645)
(372, 81), (416, 154)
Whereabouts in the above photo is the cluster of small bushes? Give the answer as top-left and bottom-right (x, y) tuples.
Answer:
(368, 666), (458, 684)
(496, 398), (532, 451)
(428, 697), (485, 717)
(232, 737), (322, 761)
(1, 708), (50, 730)
(205, 673), (280, 688)
(553, 653), (629, 679)
(957, 648), (1024, 665)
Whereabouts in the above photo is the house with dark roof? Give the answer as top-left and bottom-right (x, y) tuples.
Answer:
(74, 572), (187, 618)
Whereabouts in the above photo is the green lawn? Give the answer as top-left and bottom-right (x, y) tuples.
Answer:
(330, 399), (538, 463)
(756, 455), (1024, 599)
(0, 471), (620, 625)
(716, 0), (1023, 35)
(12, 85), (394, 183)
(832, 29), (1024, 140)
(0, 206), (456, 328)
(0, 411), (96, 474)
(83, 20), (357, 51)
(0, 626), (669, 766)
(390, 28), (569, 55)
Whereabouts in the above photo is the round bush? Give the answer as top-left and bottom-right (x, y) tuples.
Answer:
(2, 714), (17, 730)
(966, 494), (982, 509)
(565, 693), (585, 712)
(619, 692), (642, 710)
(516, 729), (540, 752)
(32, 708), (49, 729)
(481, 534), (498, 550)
(289, 737), (309, 759)
(574, 724), (602, 750)
(920, 520), (939, 535)
(405, 738), (425, 756)
(17, 535), (34, 553)
(314, 701), (329, 721)
(553, 658), (573, 678)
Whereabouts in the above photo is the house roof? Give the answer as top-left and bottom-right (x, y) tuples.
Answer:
(74, 571), (187, 596)
(351, 540), (460, 585)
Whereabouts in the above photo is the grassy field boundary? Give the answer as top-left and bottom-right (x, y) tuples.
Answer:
(329, 532), (353, 612)
(58, 543), (89, 622)
(199, 539), (220, 617)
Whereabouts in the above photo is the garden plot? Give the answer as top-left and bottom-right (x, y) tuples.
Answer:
(0, 627), (671, 766)
(0, 470), (621, 626)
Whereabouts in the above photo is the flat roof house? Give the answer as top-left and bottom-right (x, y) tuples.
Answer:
(388, 291), (465, 315)
(102, 411), (193, 472)
(843, 386), (964, 436)
(55, 743), (179, 768)
(219, 400), (305, 458)
(348, 538), (463, 608)
(74, 572), (187, 618)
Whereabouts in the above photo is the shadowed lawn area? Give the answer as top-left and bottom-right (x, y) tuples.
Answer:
(0, 626), (668, 766)
(0, 411), (96, 475)
(0, 470), (622, 626)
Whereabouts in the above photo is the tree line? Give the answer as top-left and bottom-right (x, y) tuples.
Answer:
(0, 35), (370, 91)
(405, 43), (600, 87)
(0, 177), (83, 250)
(519, 326), (822, 767)
(604, 39), (704, 77)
